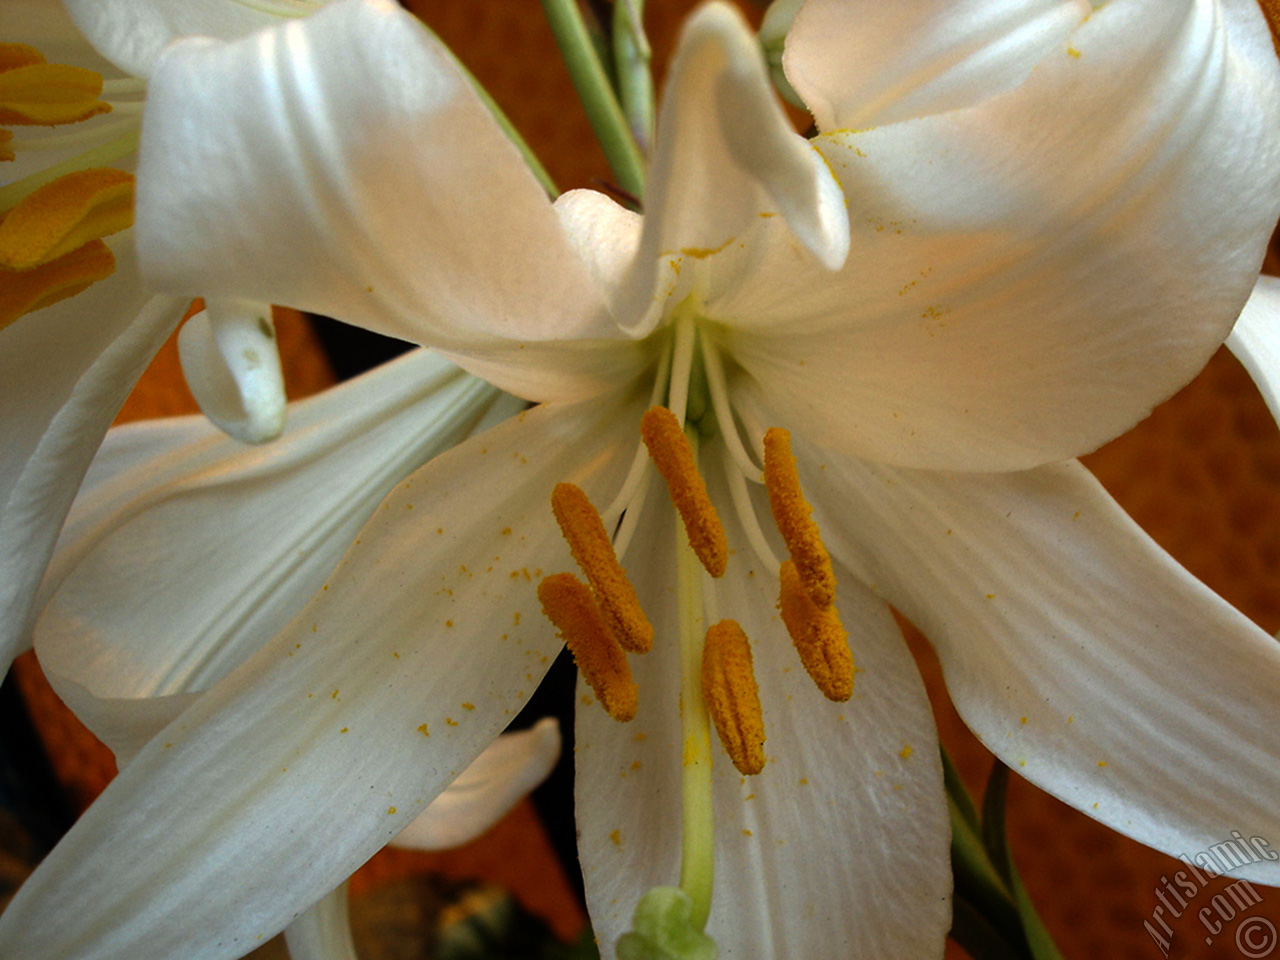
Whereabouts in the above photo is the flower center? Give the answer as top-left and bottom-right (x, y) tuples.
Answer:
(536, 310), (856, 947)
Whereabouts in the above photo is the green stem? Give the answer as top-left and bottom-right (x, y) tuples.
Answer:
(676, 426), (714, 931)
(612, 0), (655, 154)
(540, 0), (647, 200)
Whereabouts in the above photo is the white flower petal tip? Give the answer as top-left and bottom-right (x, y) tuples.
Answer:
(392, 718), (562, 851)
(178, 300), (286, 445)
(784, 0), (1091, 131)
(1227, 276), (1280, 427)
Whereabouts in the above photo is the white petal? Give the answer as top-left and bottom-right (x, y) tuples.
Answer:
(576, 451), (950, 959)
(6, 0), (119, 72)
(392, 718), (561, 851)
(0, 241), (182, 677)
(177, 299), (286, 444)
(137, 0), (636, 401)
(0, 394), (641, 960)
(727, 0), (1280, 470)
(35, 350), (516, 764)
(62, 0), (316, 78)
(283, 884), (356, 960)
(616, 1), (849, 336)
(785, 0), (1090, 131)
(1226, 275), (1280, 426)
(800, 438), (1280, 886)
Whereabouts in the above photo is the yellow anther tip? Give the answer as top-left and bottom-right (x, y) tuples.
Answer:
(0, 239), (115, 330)
(0, 168), (134, 270)
(763, 427), (836, 609)
(551, 482), (653, 654)
(640, 406), (728, 578)
(778, 561), (854, 702)
(701, 619), (766, 776)
(538, 573), (638, 723)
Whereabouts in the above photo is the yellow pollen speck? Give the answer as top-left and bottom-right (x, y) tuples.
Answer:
(418, 723), (430, 736)
(743, 829), (753, 836)
(763, 428), (835, 608)
(340, 727), (349, 733)
(0, 239), (115, 329)
(462, 702), (475, 711)
(1068, 716), (1075, 724)
(899, 745), (913, 759)
(445, 619), (453, 628)
(610, 829), (622, 846)
(640, 406), (728, 577)
(387, 807), (397, 815)
(678, 237), (733, 259)
(1067, 46), (1081, 58)
(1020, 717), (1028, 725)
(446, 717), (458, 727)
(0, 168), (134, 271)
(1097, 760), (1108, 768)
(701, 619), (766, 776)
(778, 560), (854, 702)
(330, 690), (339, 700)
(550, 482), (652, 653)
(634, 732), (647, 742)
(986, 594), (995, 600)
(538, 572), (638, 722)
(799, 778), (809, 785)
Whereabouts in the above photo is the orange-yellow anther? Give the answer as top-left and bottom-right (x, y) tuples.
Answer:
(640, 406), (727, 578)
(701, 619), (765, 775)
(778, 560), (853, 702)
(538, 573), (638, 722)
(0, 240), (114, 330)
(0, 168), (134, 270)
(763, 427), (835, 609)
(0, 48), (111, 126)
(551, 482), (653, 654)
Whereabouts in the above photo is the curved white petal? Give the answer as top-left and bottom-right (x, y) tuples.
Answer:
(35, 350), (518, 764)
(392, 718), (561, 851)
(576, 452), (950, 959)
(616, 1), (849, 336)
(785, 0), (1090, 131)
(798, 436), (1280, 886)
(62, 0), (320, 78)
(1226, 275), (1280, 426)
(177, 300), (286, 444)
(0, 240), (182, 677)
(0, 393), (642, 960)
(137, 0), (637, 401)
(724, 0), (1280, 470)
(284, 884), (356, 960)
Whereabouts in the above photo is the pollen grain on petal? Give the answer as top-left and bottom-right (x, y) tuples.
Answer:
(538, 572), (638, 722)
(551, 481), (653, 654)
(778, 560), (853, 702)
(0, 239), (115, 329)
(0, 168), (134, 270)
(701, 619), (766, 776)
(763, 427), (835, 608)
(640, 405), (728, 577)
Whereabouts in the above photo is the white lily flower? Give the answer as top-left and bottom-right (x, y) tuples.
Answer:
(0, 0), (339, 679)
(6, 0), (1280, 958)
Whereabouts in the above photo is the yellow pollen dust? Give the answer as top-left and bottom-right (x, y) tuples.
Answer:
(550, 482), (653, 654)
(763, 427), (835, 608)
(778, 560), (853, 702)
(0, 167), (135, 270)
(701, 619), (766, 776)
(640, 406), (727, 577)
(538, 573), (638, 722)
(0, 239), (114, 330)
(0, 44), (111, 127)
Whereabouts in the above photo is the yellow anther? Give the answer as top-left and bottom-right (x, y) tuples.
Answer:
(538, 572), (638, 722)
(551, 482), (653, 654)
(0, 52), (111, 126)
(0, 240), (115, 330)
(701, 619), (765, 775)
(778, 560), (853, 702)
(640, 406), (728, 578)
(763, 427), (835, 609)
(0, 168), (134, 270)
